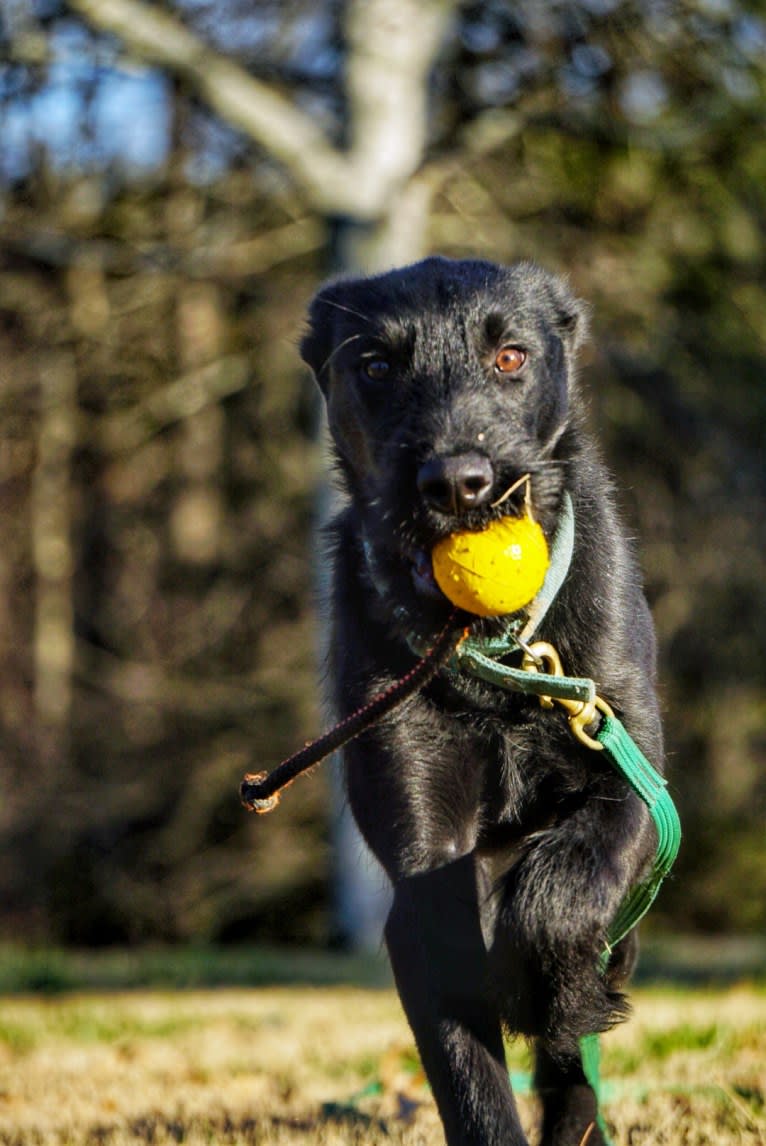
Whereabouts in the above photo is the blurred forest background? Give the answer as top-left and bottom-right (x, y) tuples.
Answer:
(0, 0), (764, 950)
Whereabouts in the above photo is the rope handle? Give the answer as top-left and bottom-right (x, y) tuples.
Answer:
(240, 608), (466, 813)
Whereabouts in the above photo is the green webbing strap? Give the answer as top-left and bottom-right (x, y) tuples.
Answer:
(597, 714), (682, 951)
(580, 1032), (606, 1138)
(453, 646), (596, 705)
(516, 490), (575, 646)
(579, 712), (682, 1144)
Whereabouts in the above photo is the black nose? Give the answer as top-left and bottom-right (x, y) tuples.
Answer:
(417, 452), (494, 514)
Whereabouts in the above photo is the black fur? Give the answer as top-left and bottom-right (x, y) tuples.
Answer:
(301, 257), (662, 1146)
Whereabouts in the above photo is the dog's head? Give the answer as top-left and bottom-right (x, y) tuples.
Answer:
(301, 256), (588, 630)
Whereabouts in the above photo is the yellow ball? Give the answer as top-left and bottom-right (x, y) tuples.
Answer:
(432, 515), (550, 617)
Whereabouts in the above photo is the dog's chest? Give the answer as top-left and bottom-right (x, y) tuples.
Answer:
(400, 684), (573, 826)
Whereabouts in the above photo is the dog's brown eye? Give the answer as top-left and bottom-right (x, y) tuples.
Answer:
(494, 346), (526, 375)
(363, 358), (390, 381)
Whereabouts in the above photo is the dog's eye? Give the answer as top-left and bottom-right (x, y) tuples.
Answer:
(494, 346), (526, 375)
(363, 358), (390, 381)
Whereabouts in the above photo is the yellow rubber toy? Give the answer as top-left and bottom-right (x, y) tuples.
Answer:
(432, 515), (550, 617)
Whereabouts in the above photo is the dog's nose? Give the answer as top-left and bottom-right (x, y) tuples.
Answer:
(417, 453), (494, 514)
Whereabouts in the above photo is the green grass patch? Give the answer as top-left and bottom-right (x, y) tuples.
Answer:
(0, 1000), (206, 1055)
(0, 943), (393, 995)
(0, 937), (763, 997)
(0, 1017), (38, 1054)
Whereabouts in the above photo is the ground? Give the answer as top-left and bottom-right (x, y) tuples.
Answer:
(0, 981), (763, 1145)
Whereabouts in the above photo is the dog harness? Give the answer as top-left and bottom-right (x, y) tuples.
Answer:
(240, 494), (681, 1142)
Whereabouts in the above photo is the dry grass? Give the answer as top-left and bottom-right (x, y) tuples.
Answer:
(0, 984), (763, 1145)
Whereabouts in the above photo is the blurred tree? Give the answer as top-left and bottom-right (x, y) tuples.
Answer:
(61, 0), (461, 950)
(0, 0), (764, 945)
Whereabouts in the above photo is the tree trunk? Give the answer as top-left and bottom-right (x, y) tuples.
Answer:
(32, 351), (77, 756)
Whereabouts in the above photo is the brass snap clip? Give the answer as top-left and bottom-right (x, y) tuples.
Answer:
(519, 640), (614, 751)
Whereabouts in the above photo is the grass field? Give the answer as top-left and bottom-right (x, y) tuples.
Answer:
(0, 979), (763, 1145)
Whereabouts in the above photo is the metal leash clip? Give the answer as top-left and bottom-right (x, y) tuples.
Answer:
(518, 639), (614, 750)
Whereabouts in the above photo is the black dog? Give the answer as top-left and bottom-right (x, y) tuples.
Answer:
(300, 257), (663, 1146)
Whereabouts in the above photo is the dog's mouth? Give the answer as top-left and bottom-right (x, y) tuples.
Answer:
(404, 503), (531, 603)
(408, 547), (444, 600)
(374, 471), (557, 611)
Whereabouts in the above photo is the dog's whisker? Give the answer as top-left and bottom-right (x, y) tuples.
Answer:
(317, 298), (373, 323)
(317, 332), (366, 377)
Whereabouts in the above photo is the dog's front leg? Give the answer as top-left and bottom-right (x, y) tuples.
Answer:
(385, 853), (528, 1146)
(534, 1042), (607, 1146)
(532, 928), (638, 1146)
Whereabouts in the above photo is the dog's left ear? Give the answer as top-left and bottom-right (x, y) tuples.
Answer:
(544, 273), (590, 353)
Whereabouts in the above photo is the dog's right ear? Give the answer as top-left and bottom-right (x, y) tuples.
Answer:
(300, 280), (350, 392)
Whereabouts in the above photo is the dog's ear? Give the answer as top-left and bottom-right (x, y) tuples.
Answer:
(543, 272), (590, 353)
(299, 301), (330, 384)
(300, 280), (352, 390)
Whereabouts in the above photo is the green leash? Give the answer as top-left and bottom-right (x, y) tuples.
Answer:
(579, 712), (681, 1143)
(458, 636), (682, 1144)
(596, 715), (682, 953)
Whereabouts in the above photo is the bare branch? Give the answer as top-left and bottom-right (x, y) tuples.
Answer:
(3, 217), (323, 279)
(97, 354), (251, 454)
(66, 0), (458, 219)
(66, 0), (349, 212)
